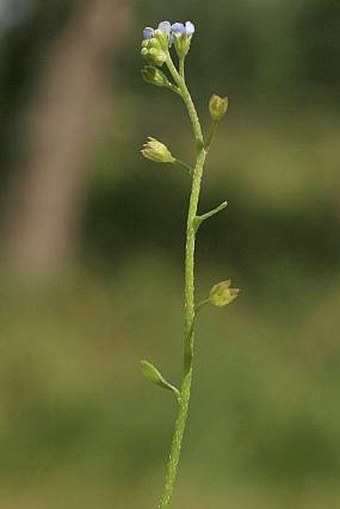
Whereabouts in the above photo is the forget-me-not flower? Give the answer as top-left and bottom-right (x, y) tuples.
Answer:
(171, 22), (185, 36)
(142, 20), (195, 44)
(141, 20), (196, 61)
(185, 21), (195, 36)
(143, 26), (154, 39)
(171, 21), (195, 37)
(171, 21), (196, 58)
(158, 21), (171, 36)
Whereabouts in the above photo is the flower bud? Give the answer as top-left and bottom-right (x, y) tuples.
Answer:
(154, 26), (170, 51)
(171, 21), (195, 59)
(143, 27), (154, 39)
(141, 38), (167, 67)
(141, 137), (175, 164)
(173, 35), (192, 59)
(141, 66), (170, 88)
(209, 94), (229, 121)
(209, 280), (239, 307)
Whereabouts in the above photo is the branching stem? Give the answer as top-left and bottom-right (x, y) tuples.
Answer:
(194, 201), (228, 231)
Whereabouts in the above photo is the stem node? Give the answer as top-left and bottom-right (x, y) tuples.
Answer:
(194, 200), (228, 231)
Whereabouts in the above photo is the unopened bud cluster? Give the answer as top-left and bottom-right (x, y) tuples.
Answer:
(141, 37), (167, 67)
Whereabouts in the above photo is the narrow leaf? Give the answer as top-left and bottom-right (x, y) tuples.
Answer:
(140, 360), (180, 399)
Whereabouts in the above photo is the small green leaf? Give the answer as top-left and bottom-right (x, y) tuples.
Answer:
(140, 360), (180, 399)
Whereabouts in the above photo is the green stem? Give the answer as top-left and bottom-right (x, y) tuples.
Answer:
(196, 297), (211, 312)
(158, 371), (192, 509)
(166, 55), (203, 145)
(179, 57), (185, 79)
(183, 147), (206, 370)
(205, 119), (219, 150)
(158, 55), (208, 509)
(174, 158), (194, 176)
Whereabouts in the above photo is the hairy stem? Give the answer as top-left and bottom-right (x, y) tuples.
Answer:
(166, 56), (203, 145)
(174, 158), (194, 176)
(158, 55), (207, 509)
(179, 57), (185, 79)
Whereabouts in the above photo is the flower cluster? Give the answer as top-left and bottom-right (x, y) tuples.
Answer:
(141, 20), (196, 65)
(143, 21), (195, 43)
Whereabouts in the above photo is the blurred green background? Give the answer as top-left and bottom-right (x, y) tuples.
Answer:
(1, 1), (340, 508)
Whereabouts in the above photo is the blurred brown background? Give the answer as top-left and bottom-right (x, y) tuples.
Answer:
(1, 1), (340, 508)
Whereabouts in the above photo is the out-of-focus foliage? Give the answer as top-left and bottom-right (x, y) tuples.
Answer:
(1, 1), (340, 508)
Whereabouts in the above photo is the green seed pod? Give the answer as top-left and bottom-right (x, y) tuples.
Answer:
(210, 280), (239, 307)
(141, 137), (175, 164)
(209, 94), (229, 121)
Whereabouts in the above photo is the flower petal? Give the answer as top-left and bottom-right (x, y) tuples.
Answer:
(185, 21), (195, 36)
(171, 22), (185, 36)
(158, 21), (171, 35)
(143, 26), (154, 39)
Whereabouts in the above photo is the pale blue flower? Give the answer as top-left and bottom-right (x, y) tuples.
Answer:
(143, 26), (154, 39)
(185, 21), (195, 36)
(143, 21), (195, 48)
(158, 21), (171, 35)
(171, 22), (186, 36)
(171, 21), (195, 38)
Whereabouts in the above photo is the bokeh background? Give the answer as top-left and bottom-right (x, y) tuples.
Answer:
(1, 1), (340, 508)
